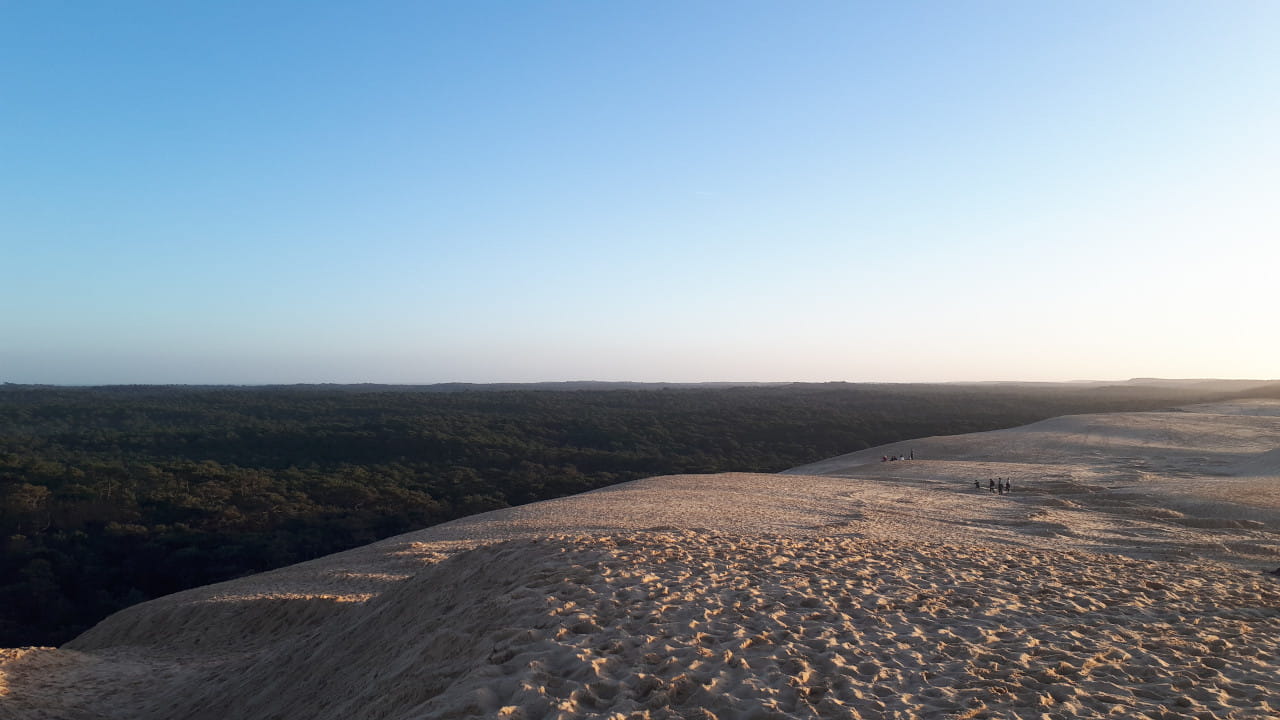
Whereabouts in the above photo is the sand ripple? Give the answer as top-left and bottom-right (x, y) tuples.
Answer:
(10, 531), (1276, 720)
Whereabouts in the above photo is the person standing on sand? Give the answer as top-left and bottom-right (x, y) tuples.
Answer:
(988, 478), (996, 492)
(974, 479), (981, 489)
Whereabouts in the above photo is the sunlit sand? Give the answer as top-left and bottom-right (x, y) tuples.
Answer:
(3, 401), (1279, 719)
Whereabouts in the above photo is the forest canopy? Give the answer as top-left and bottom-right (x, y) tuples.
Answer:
(2, 380), (1275, 647)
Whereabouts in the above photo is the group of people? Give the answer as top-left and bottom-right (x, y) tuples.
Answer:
(975, 477), (1012, 494)
(881, 449), (915, 462)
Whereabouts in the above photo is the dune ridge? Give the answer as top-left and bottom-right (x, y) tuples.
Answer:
(3, 401), (1280, 719)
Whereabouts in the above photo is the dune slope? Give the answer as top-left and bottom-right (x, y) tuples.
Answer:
(3, 401), (1279, 720)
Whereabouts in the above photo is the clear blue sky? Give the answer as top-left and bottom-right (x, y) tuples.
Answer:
(3, 1), (1277, 384)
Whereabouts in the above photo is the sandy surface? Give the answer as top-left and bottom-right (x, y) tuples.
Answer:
(2, 400), (1279, 719)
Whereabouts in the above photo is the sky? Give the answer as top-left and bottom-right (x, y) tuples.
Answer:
(2, 1), (1278, 385)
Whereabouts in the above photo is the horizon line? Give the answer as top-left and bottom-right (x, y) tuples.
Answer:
(4, 377), (1276, 390)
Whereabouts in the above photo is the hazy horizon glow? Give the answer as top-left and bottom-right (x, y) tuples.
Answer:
(4, 2), (1278, 385)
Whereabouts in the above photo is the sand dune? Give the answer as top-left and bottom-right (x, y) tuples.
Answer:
(3, 401), (1279, 719)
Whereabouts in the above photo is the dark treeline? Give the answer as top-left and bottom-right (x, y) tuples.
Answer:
(2, 381), (1275, 647)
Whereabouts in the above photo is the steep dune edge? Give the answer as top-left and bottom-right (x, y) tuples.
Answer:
(4, 401), (1280, 720)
